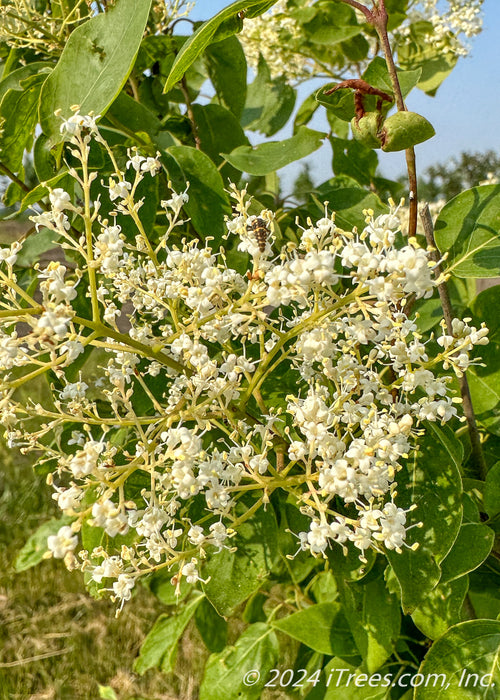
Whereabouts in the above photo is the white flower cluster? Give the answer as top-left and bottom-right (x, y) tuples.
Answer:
(239, 0), (318, 82)
(239, 0), (482, 87)
(398, 0), (483, 57)
(0, 117), (489, 606)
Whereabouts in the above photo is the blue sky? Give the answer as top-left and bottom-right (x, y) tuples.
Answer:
(190, 0), (500, 185)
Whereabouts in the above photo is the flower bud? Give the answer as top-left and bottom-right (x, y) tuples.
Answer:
(380, 112), (435, 152)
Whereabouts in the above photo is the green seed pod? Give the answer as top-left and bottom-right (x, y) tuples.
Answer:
(380, 111), (435, 152)
(351, 112), (383, 149)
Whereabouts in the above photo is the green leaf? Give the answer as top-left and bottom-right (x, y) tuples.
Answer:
(275, 500), (317, 584)
(484, 461), (500, 518)
(165, 145), (231, 246)
(387, 423), (463, 613)
(313, 187), (388, 231)
(199, 623), (279, 700)
(14, 228), (62, 268)
(362, 57), (422, 99)
(243, 591), (267, 624)
(414, 296), (443, 333)
(462, 492), (480, 524)
(195, 597), (228, 653)
(223, 126), (324, 176)
(163, 0), (278, 93)
(411, 575), (469, 640)
(241, 55), (296, 136)
(313, 24), (363, 45)
(342, 34), (370, 63)
(33, 132), (64, 181)
(398, 22), (458, 96)
(466, 345), (500, 433)
(98, 687), (118, 700)
(310, 571), (338, 604)
(204, 35), (247, 118)
(19, 172), (72, 214)
(15, 516), (73, 572)
(469, 569), (500, 619)
(316, 86), (356, 122)
(104, 91), (162, 141)
(0, 61), (50, 104)
(202, 505), (278, 616)
(272, 603), (358, 657)
(191, 103), (248, 179)
(431, 421), (465, 471)
(338, 566), (401, 673)
(2, 180), (26, 208)
(463, 478), (485, 516)
(471, 286), (500, 344)
(458, 339), (500, 433)
(385, 0), (409, 30)
(415, 620), (500, 699)
(439, 523), (494, 583)
(148, 569), (192, 605)
(134, 593), (204, 675)
(330, 137), (379, 186)
(299, 3), (361, 47)
(294, 92), (321, 131)
(327, 112), (350, 139)
(327, 540), (376, 583)
(0, 73), (46, 172)
(434, 185), (500, 278)
(40, 0), (153, 144)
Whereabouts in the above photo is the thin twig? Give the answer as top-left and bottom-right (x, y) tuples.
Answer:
(336, 0), (419, 236)
(179, 77), (201, 150)
(335, 0), (373, 21)
(0, 161), (30, 193)
(373, 0), (418, 236)
(420, 204), (487, 480)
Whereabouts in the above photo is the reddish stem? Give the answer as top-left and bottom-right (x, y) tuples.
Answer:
(337, 0), (419, 236)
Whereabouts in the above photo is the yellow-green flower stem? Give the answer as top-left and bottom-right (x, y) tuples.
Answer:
(0, 268), (42, 308)
(9, 330), (99, 390)
(0, 305), (44, 319)
(101, 139), (159, 268)
(240, 286), (368, 408)
(132, 370), (165, 414)
(72, 316), (188, 375)
(80, 142), (100, 324)
(19, 405), (161, 427)
(127, 197), (160, 269)
(58, 0), (88, 35)
(4, 9), (61, 44)
(162, 280), (261, 346)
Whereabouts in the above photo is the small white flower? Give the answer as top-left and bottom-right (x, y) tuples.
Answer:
(47, 525), (78, 558)
(113, 574), (135, 602)
(108, 178), (132, 202)
(49, 188), (72, 211)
